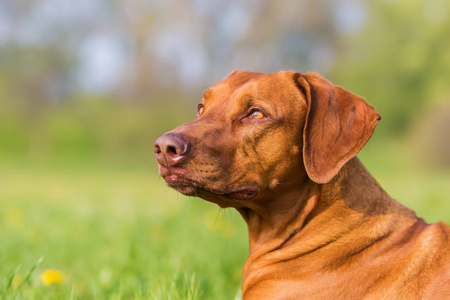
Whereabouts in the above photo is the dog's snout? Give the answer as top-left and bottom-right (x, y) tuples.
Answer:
(154, 133), (190, 166)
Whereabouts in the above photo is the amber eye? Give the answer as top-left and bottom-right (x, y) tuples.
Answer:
(249, 110), (265, 119)
(197, 104), (204, 116)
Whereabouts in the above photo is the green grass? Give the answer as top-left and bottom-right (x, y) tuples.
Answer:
(0, 157), (248, 299)
(0, 140), (449, 299)
(359, 137), (450, 224)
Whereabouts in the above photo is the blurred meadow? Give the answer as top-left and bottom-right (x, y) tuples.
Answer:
(1, 0), (450, 299)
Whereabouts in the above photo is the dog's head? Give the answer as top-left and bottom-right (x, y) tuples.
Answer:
(155, 70), (380, 207)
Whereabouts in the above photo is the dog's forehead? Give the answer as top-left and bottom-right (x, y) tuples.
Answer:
(205, 71), (294, 100)
(205, 71), (261, 97)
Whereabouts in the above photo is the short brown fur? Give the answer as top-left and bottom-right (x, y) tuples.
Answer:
(155, 70), (450, 299)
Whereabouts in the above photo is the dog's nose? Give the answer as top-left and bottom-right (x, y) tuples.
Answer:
(154, 133), (190, 166)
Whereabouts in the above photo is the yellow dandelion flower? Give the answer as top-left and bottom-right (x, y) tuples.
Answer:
(40, 269), (64, 286)
(12, 275), (22, 289)
(3, 207), (26, 228)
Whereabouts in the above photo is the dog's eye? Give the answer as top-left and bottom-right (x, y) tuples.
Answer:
(248, 110), (265, 119)
(197, 104), (204, 116)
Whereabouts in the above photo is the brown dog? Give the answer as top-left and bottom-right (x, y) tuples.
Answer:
(154, 70), (450, 299)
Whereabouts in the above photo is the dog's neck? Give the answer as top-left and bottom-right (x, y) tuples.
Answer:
(237, 157), (418, 288)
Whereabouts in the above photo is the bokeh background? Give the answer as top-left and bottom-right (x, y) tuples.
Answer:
(1, 0), (449, 299)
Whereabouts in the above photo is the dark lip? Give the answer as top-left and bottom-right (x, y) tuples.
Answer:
(164, 174), (196, 186)
(223, 187), (259, 200)
(159, 166), (187, 177)
(159, 167), (259, 200)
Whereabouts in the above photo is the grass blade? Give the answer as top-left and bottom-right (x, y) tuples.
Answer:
(18, 257), (44, 289)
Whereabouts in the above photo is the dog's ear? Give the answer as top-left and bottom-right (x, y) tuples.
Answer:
(294, 72), (381, 184)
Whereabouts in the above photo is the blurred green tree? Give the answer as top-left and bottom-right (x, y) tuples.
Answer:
(331, 0), (450, 135)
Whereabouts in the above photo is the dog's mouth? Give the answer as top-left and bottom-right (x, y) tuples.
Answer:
(163, 174), (259, 200)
